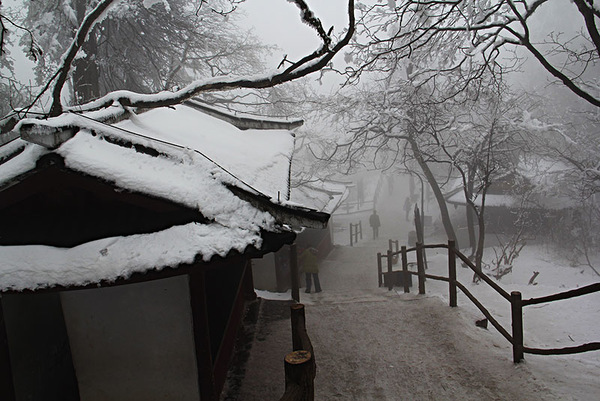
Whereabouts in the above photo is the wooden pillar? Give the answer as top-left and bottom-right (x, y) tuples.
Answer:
(511, 291), (524, 363)
(448, 240), (457, 307)
(359, 221), (362, 240)
(377, 253), (383, 287)
(243, 261), (257, 301)
(387, 249), (393, 291)
(0, 297), (15, 401)
(401, 246), (410, 294)
(349, 223), (353, 247)
(2, 292), (79, 400)
(188, 270), (218, 401)
(290, 244), (300, 303)
(416, 242), (426, 295)
(290, 304), (304, 352)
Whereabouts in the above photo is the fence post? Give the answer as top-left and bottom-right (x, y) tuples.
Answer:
(291, 304), (306, 351)
(448, 240), (457, 307)
(387, 249), (393, 291)
(377, 252), (383, 287)
(416, 242), (425, 294)
(290, 244), (300, 302)
(359, 221), (363, 240)
(401, 245), (410, 293)
(511, 291), (524, 363)
(349, 223), (353, 247)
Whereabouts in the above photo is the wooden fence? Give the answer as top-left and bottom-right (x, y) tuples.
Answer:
(280, 304), (316, 401)
(349, 221), (362, 247)
(377, 240), (600, 363)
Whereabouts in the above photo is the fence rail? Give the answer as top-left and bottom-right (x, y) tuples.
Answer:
(376, 240), (600, 363)
(349, 221), (362, 247)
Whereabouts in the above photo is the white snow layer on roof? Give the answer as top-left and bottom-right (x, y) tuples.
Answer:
(291, 181), (350, 214)
(0, 142), (48, 187)
(0, 105), (300, 291)
(56, 132), (276, 231)
(446, 190), (575, 210)
(0, 223), (261, 291)
(114, 104), (294, 198)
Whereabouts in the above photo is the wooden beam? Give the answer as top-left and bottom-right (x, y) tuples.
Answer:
(188, 270), (218, 401)
(0, 298), (15, 401)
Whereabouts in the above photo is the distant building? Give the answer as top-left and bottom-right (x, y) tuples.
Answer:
(444, 157), (579, 245)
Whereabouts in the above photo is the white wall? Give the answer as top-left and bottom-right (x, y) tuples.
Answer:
(251, 254), (278, 291)
(60, 275), (199, 400)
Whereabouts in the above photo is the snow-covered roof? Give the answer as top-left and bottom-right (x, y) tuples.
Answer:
(0, 103), (326, 292)
(291, 179), (350, 215)
(0, 223), (263, 292)
(444, 156), (578, 210)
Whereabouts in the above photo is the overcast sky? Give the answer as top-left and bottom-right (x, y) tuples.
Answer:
(237, 0), (350, 69)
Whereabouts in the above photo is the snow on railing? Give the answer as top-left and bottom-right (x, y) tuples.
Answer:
(377, 240), (600, 363)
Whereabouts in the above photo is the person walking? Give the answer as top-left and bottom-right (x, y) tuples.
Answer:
(369, 209), (381, 239)
(404, 197), (412, 221)
(299, 247), (321, 293)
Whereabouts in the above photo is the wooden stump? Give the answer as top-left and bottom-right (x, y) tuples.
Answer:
(282, 350), (315, 401)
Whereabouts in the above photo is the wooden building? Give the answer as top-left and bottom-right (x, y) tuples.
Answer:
(252, 179), (349, 292)
(0, 100), (327, 400)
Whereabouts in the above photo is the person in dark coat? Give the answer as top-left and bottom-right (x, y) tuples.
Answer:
(369, 209), (381, 239)
(404, 197), (412, 221)
(299, 247), (321, 293)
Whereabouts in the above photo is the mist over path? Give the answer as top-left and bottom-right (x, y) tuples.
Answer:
(303, 282), (559, 400)
(300, 211), (559, 400)
(224, 182), (562, 400)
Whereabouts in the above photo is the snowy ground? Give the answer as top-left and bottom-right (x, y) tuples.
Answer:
(410, 246), (600, 401)
(224, 177), (600, 400)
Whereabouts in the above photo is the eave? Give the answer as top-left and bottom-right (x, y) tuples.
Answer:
(226, 184), (330, 229)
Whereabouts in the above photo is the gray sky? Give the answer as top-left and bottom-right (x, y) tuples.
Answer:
(238, 0), (350, 69)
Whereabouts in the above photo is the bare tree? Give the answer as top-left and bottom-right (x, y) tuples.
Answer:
(346, 0), (600, 108)
(313, 79), (462, 244)
(1, 0), (355, 131)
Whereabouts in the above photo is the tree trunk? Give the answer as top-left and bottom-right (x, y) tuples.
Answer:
(73, 0), (100, 103)
(407, 136), (458, 247)
(466, 169), (477, 257)
(466, 204), (477, 256)
(475, 211), (485, 274)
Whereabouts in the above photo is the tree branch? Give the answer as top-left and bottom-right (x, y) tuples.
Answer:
(49, 0), (116, 117)
(60, 0), (355, 116)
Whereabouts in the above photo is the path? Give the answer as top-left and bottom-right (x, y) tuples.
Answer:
(298, 244), (560, 400)
(222, 178), (563, 400)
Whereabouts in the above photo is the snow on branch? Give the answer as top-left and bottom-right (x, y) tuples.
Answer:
(287, 0), (332, 48)
(49, 0), (354, 118)
(49, 0), (116, 117)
